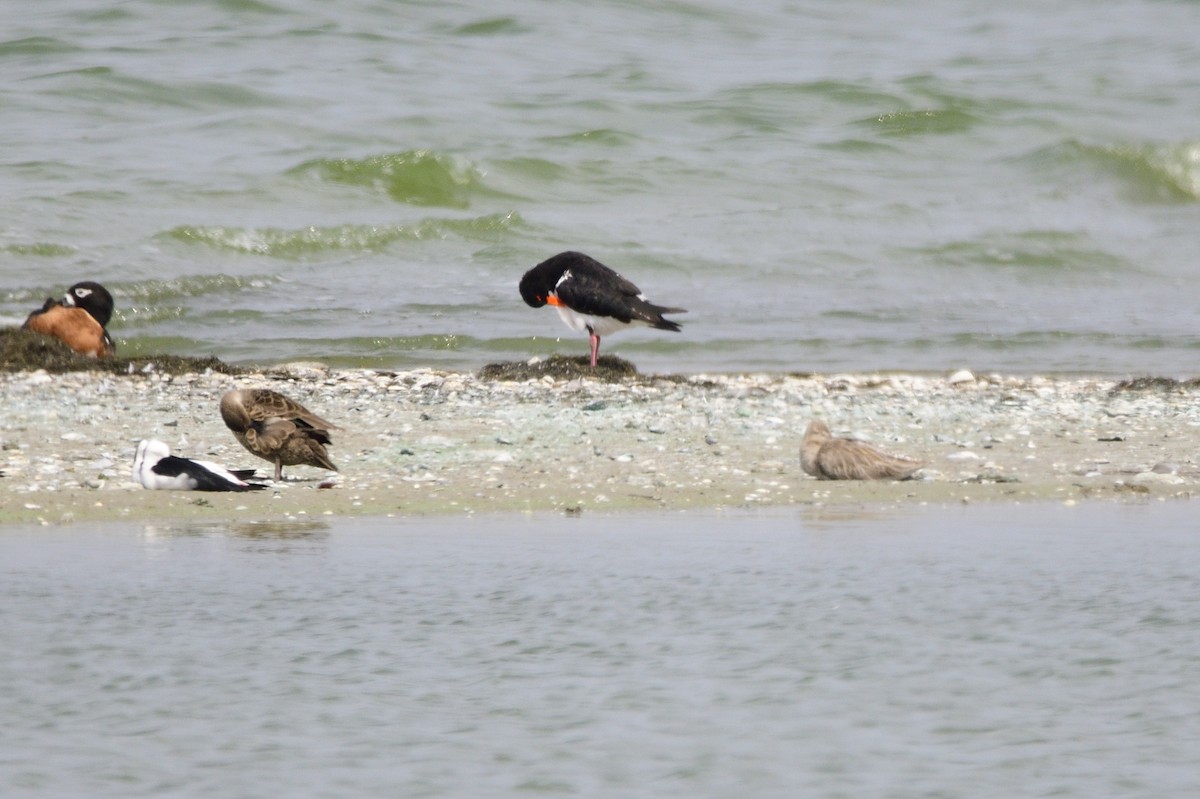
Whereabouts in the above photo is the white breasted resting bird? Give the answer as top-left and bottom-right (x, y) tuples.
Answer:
(133, 439), (267, 491)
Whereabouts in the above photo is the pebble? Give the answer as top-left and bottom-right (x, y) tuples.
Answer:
(1131, 471), (1188, 486)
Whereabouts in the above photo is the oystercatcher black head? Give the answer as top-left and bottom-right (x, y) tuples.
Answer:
(63, 281), (115, 327)
(519, 251), (686, 367)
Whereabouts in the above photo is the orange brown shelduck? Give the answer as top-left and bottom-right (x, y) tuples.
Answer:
(22, 281), (116, 358)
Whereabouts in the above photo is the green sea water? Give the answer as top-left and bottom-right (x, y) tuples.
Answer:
(3, 0), (1200, 375)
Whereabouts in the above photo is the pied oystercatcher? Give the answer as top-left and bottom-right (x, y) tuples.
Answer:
(519, 251), (686, 367)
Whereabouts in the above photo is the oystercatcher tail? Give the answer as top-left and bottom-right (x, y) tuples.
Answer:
(519, 251), (686, 367)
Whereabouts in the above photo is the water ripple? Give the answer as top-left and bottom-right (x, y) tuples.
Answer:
(287, 150), (489, 208)
(162, 213), (526, 257)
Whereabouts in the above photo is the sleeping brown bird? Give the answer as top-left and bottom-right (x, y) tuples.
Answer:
(22, 281), (116, 358)
(801, 420), (924, 481)
(219, 389), (339, 481)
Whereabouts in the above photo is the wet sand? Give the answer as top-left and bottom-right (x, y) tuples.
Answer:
(1, 364), (1197, 526)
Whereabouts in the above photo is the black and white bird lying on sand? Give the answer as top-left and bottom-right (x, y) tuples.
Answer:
(133, 439), (267, 492)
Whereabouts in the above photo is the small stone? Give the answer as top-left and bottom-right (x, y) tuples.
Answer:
(948, 369), (975, 386)
(1131, 471), (1186, 486)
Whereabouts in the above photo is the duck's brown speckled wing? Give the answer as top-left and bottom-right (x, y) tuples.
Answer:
(220, 389), (339, 479)
(279, 428), (337, 472)
(236, 388), (340, 431)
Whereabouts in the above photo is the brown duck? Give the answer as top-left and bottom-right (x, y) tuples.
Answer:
(22, 281), (116, 358)
(801, 420), (924, 481)
(219, 389), (339, 481)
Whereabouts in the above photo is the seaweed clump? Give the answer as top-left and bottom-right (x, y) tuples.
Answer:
(1111, 376), (1200, 393)
(0, 327), (244, 376)
(478, 354), (638, 383)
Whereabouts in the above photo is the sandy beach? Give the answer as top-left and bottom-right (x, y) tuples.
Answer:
(1, 362), (1197, 526)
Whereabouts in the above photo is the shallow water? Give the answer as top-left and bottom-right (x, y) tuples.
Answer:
(2, 1), (1200, 375)
(2, 502), (1199, 798)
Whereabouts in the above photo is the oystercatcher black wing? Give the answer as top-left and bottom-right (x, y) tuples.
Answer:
(522, 251), (684, 328)
(153, 455), (268, 492)
(553, 255), (683, 330)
